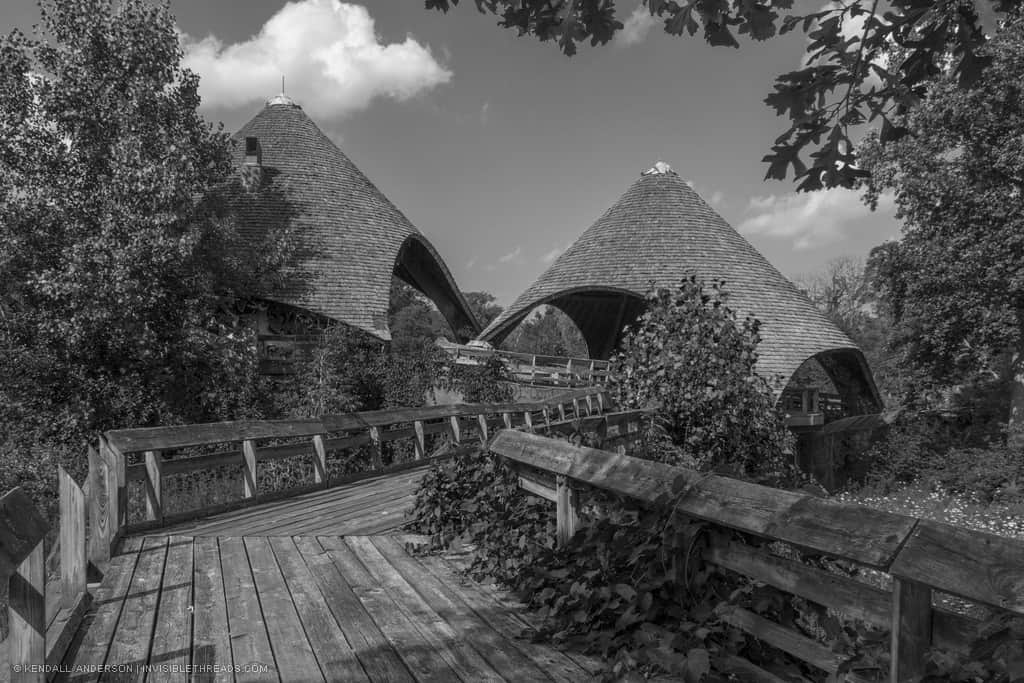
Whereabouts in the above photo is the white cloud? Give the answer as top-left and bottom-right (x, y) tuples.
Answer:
(709, 190), (725, 206)
(737, 188), (894, 250)
(541, 242), (569, 264)
(181, 0), (452, 119)
(480, 100), (490, 126)
(614, 5), (659, 46)
(498, 246), (522, 263)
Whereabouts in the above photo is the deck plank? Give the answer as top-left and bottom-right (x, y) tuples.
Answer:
(218, 537), (278, 682)
(103, 535), (169, 682)
(318, 536), (460, 682)
(345, 536), (505, 682)
(369, 536), (556, 682)
(413, 552), (595, 682)
(191, 537), (233, 683)
(147, 536), (194, 682)
(294, 537), (414, 683)
(63, 536), (145, 683)
(243, 537), (325, 682)
(267, 537), (370, 683)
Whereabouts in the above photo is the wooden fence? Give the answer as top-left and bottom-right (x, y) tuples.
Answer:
(438, 342), (611, 387)
(4, 388), (649, 680)
(490, 429), (1024, 683)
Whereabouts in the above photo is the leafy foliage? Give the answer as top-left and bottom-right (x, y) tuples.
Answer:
(0, 0), (290, 506)
(859, 14), (1024, 434)
(607, 278), (796, 485)
(426, 1), (1016, 190)
(502, 305), (589, 357)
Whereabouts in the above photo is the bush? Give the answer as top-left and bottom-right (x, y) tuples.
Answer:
(607, 278), (796, 486)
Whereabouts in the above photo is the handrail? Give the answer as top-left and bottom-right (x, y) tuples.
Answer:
(94, 388), (611, 544)
(489, 429), (1024, 683)
(437, 341), (611, 387)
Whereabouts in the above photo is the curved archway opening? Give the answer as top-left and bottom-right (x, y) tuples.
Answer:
(392, 235), (480, 343)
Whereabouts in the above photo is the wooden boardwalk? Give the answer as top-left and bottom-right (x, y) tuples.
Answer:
(56, 534), (600, 682)
(155, 466), (428, 537)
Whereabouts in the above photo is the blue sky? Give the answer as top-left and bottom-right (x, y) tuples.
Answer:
(1, 0), (902, 305)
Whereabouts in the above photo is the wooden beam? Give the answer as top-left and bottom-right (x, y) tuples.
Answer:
(312, 435), (327, 485)
(144, 450), (163, 523)
(58, 468), (86, 610)
(9, 540), (45, 681)
(87, 447), (111, 571)
(242, 439), (258, 499)
(555, 475), (578, 547)
(890, 578), (932, 681)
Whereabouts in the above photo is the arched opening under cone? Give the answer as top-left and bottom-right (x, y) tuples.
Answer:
(392, 235), (481, 343)
(486, 288), (647, 360)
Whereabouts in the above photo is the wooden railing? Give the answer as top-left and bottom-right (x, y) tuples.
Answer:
(489, 430), (1024, 683)
(91, 388), (613, 546)
(438, 341), (611, 387)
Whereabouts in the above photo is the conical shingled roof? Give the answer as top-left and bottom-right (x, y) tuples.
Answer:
(233, 96), (479, 340)
(481, 164), (878, 399)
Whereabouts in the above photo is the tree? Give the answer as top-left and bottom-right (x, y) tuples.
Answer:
(0, 0), (288, 460)
(501, 305), (588, 357)
(427, 0), (1013, 191)
(607, 278), (794, 484)
(462, 290), (503, 328)
(859, 13), (1024, 434)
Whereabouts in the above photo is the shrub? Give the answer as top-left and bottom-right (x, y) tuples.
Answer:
(607, 278), (796, 486)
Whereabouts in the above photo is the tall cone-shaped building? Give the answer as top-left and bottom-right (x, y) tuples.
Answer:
(480, 162), (881, 414)
(232, 94), (479, 341)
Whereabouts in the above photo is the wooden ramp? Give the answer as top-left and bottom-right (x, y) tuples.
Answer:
(154, 465), (429, 537)
(56, 535), (600, 682)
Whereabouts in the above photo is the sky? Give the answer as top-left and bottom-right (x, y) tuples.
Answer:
(0, 0), (903, 306)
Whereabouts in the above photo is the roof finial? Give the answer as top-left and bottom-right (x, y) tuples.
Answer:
(642, 160), (674, 176)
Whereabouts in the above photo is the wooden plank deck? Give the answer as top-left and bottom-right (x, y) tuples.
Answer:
(54, 535), (601, 682)
(153, 465), (429, 537)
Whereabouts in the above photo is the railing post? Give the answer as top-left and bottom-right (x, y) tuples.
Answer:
(10, 541), (45, 682)
(368, 426), (383, 468)
(477, 414), (489, 442)
(558, 402), (567, 421)
(543, 406), (552, 431)
(87, 447), (111, 570)
(413, 421), (425, 460)
(449, 416), (462, 444)
(572, 397), (581, 418)
(58, 467), (86, 609)
(312, 435), (327, 485)
(242, 439), (258, 499)
(597, 392), (605, 413)
(530, 355), (537, 382)
(502, 412), (512, 429)
(585, 394), (594, 416)
(565, 359), (573, 385)
(100, 437), (125, 535)
(523, 411), (533, 432)
(890, 578), (932, 682)
(555, 475), (578, 547)
(144, 450), (163, 523)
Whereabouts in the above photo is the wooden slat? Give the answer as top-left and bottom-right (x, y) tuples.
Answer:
(244, 537), (325, 682)
(268, 537), (370, 682)
(88, 448), (112, 571)
(721, 606), (851, 674)
(890, 578), (932, 682)
(518, 476), (557, 503)
(0, 487), (49, 585)
(147, 536), (194, 683)
(103, 535), (169, 678)
(59, 468), (87, 609)
(312, 434), (327, 485)
(218, 536), (278, 682)
(491, 430), (916, 567)
(706, 541), (890, 628)
(889, 519), (1024, 615)
(9, 540), (45, 682)
(242, 440), (258, 499)
(370, 536), (555, 681)
(144, 450), (163, 522)
(100, 437), (126, 536)
(555, 475), (578, 547)
(296, 537), (415, 683)
(318, 535), (459, 682)
(449, 416), (462, 444)
(191, 537), (233, 683)
(68, 535), (144, 682)
(106, 419), (327, 454)
(413, 421), (425, 459)
(345, 536), (504, 682)
(46, 590), (92, 670)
